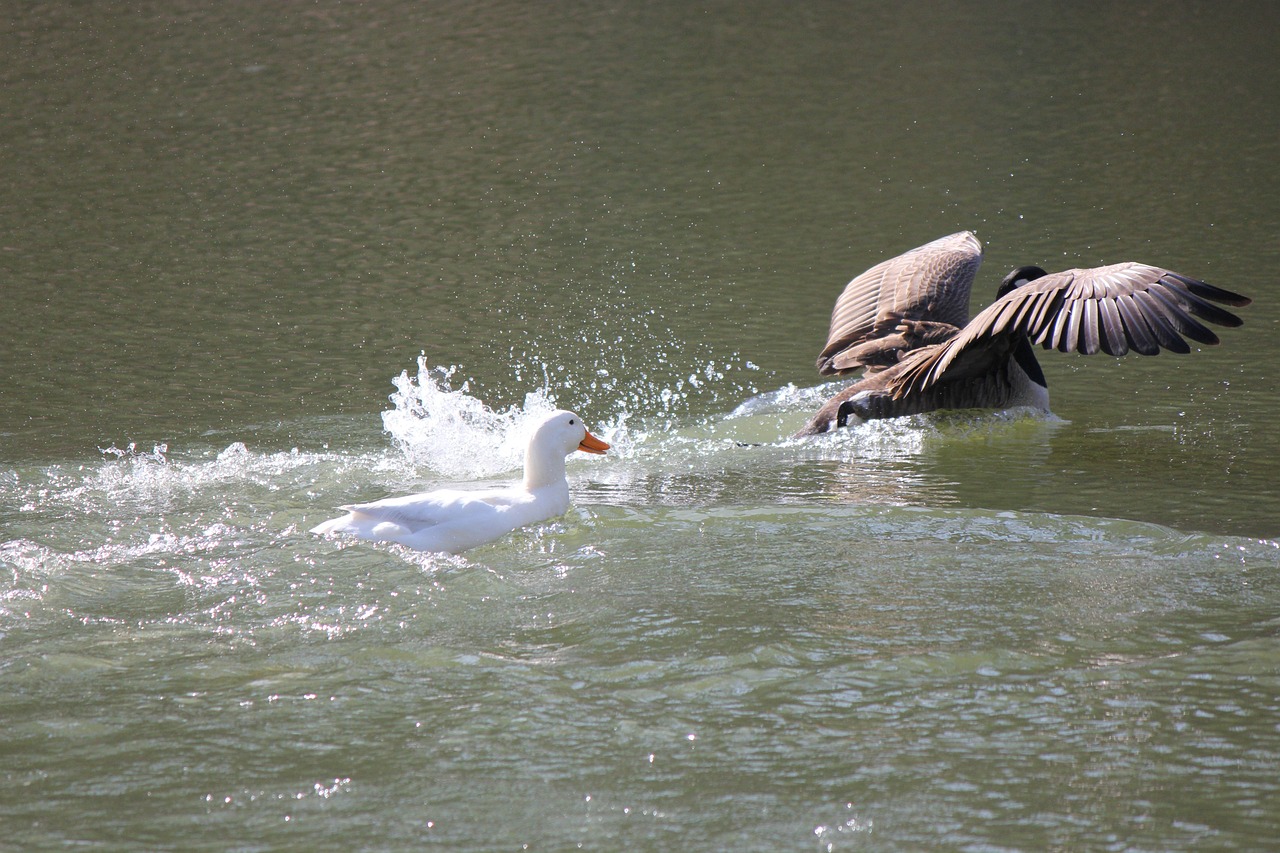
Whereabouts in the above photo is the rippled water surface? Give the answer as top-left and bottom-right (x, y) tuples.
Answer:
(3, 2), (1280, 850)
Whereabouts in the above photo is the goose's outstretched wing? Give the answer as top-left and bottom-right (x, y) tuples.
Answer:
(891, 263), (1251, 400)
(817, 231), (983, 376)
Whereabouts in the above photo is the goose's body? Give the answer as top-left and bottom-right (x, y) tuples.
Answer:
(310, 410), (609, 553)
(798, 231), (1251, 435)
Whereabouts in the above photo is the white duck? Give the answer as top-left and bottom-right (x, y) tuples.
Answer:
(310, 410), (610, 553)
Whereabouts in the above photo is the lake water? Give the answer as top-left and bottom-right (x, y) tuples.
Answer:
(3, 2), (1279, 849)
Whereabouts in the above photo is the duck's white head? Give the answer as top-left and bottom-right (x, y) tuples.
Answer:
(523, 410), (609, 489)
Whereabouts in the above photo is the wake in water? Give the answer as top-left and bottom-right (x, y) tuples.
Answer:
(0, 339), (1063, 584)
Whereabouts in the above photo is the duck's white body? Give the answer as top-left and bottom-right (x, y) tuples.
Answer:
(310, 410), (608, 553)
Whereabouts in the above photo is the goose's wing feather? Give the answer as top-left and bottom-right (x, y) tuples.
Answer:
(817, 231), (983, 376)
(799, 337), (1027, 429)
(893, 263), (1251, 399)
(852, 337), (1025, 419)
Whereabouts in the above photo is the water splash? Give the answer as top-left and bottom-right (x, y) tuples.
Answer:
(381, 358), (563, 479)
(99, 442), (170, 464)
(504, 336), (764, 429)
(379, 350), (765, 477)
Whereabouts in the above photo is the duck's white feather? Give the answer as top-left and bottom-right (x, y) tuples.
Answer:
(311, 484), (569, 553)
(310, 410), (607, 554)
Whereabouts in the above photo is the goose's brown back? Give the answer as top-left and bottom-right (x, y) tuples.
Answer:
(817, 231), (983, 376)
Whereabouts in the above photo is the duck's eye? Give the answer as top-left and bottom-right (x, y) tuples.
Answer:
(569, 419), (575, 424)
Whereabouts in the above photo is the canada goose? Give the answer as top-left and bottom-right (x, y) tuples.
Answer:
(796, 231), (1250, 436)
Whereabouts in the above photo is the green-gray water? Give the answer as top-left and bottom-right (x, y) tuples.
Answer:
(3, 2), (1279, 849)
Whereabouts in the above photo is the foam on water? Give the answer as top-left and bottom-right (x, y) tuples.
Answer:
(20, 441), (384, 517)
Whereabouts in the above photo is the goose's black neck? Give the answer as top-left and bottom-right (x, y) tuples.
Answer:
(1013, 337), (1047, 388)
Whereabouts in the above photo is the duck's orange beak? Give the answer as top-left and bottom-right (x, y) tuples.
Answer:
(577, 430), (610, 455)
